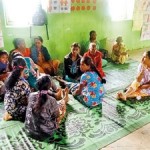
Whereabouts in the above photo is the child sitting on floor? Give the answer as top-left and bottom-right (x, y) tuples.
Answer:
(112, 36), (128, 64)
(25, 75), (69, 140)
(3, 56), (31, 121)
(55, 56), (106, 108)
(117, 51), (150, 100)
(0, 50), (9, 100)
(0, 50), (9, 81)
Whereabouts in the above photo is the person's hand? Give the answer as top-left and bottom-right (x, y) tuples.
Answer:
(72, 91), (75, 96)
(72, 91), (76, 96)
(75, 76), (81, 82)
(101, 78), (106, 84)
(121, 52), (127, 55)
(33, 72), (37, 77)
(24, 74), (29, 79)
(24, 69), (29, 79)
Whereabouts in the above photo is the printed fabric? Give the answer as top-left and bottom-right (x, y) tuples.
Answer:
(4, 78), (31, 120)
(25, 92), (59, 138)
(80, 71), (105, 107)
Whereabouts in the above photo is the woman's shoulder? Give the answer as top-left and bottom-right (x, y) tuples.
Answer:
(77, 54), (82, 58)
(13, 49), (19, 53)
(30, 45), (36, 51)
(137, 63), (144, 71)
(64, 53), (71, 59)
(83, 51), (89, 56)
(29, 92), (38, 98)
(47, 94), (57, 101)
(41, 45), (48, 51)
(96, 49), (101, 53)
(28, 92), (38, 104)
(84, 71), (98, 76)
(29, 91), (38, 97)
(81, 71), (98, 81)
(112, 43), (118, 48)
(138, 63), (142, 67)
(96, 50), (102, 55)
(24, 57), (31, 61)
(26, 48), (30, 51)
(46, 95), (58, 107)
(81, 71), (91, 77)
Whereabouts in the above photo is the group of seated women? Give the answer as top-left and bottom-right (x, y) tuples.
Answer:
(0, 33), (150, 141)
(0, 35), (107, 140)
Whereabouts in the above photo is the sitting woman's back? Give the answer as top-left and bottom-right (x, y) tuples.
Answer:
(25, 91), (59, 138)
(25, 75), (69, 140)
(4, 56), (31, 121)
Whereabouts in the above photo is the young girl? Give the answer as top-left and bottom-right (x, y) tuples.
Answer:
(0, 50), (9, 81)
(117, 51), (150, 100)
(3, 56), (31, 121)
(64, 42), (82, 82)
(55, 56), (105, 108)
(112, 36), (128, 64)
(0, 50), (9, 100)
(25, 75), (69, 140)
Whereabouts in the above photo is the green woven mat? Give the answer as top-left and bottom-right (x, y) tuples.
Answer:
(0, 102), (4, 122)
(1, 60), (150, 150)
(104, 60), (138, 93)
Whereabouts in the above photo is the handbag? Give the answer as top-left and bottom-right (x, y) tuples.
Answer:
(30, 4), (49, 40)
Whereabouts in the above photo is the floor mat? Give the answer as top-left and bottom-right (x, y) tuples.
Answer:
(1, 60), (150, 150)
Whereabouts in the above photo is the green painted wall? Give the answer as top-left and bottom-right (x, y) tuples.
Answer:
(0, 0), (150, 62)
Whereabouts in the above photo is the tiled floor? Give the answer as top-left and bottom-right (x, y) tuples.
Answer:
(101, 48), (150, 150)
(101, 123), (150, 150)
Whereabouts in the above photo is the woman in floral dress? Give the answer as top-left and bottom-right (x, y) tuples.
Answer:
(55, 56), (106, 108)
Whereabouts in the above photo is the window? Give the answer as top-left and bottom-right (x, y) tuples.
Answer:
(3, 0), (47, 27)
(108, 0), (135, 21)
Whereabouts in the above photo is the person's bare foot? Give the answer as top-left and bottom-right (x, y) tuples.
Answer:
(53, 76), (62, 80)
(63, 87), (69, 104)
(116, 92), (127, 101)
(54, 76), (66, 88)
(116, 92), (121, 99)
(55, 89), (63, 100)
(3, 112), (13, 121)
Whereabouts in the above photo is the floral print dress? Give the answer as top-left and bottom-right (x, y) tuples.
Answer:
(74, 71), (105, 107)
(4, 78), (31, 120)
